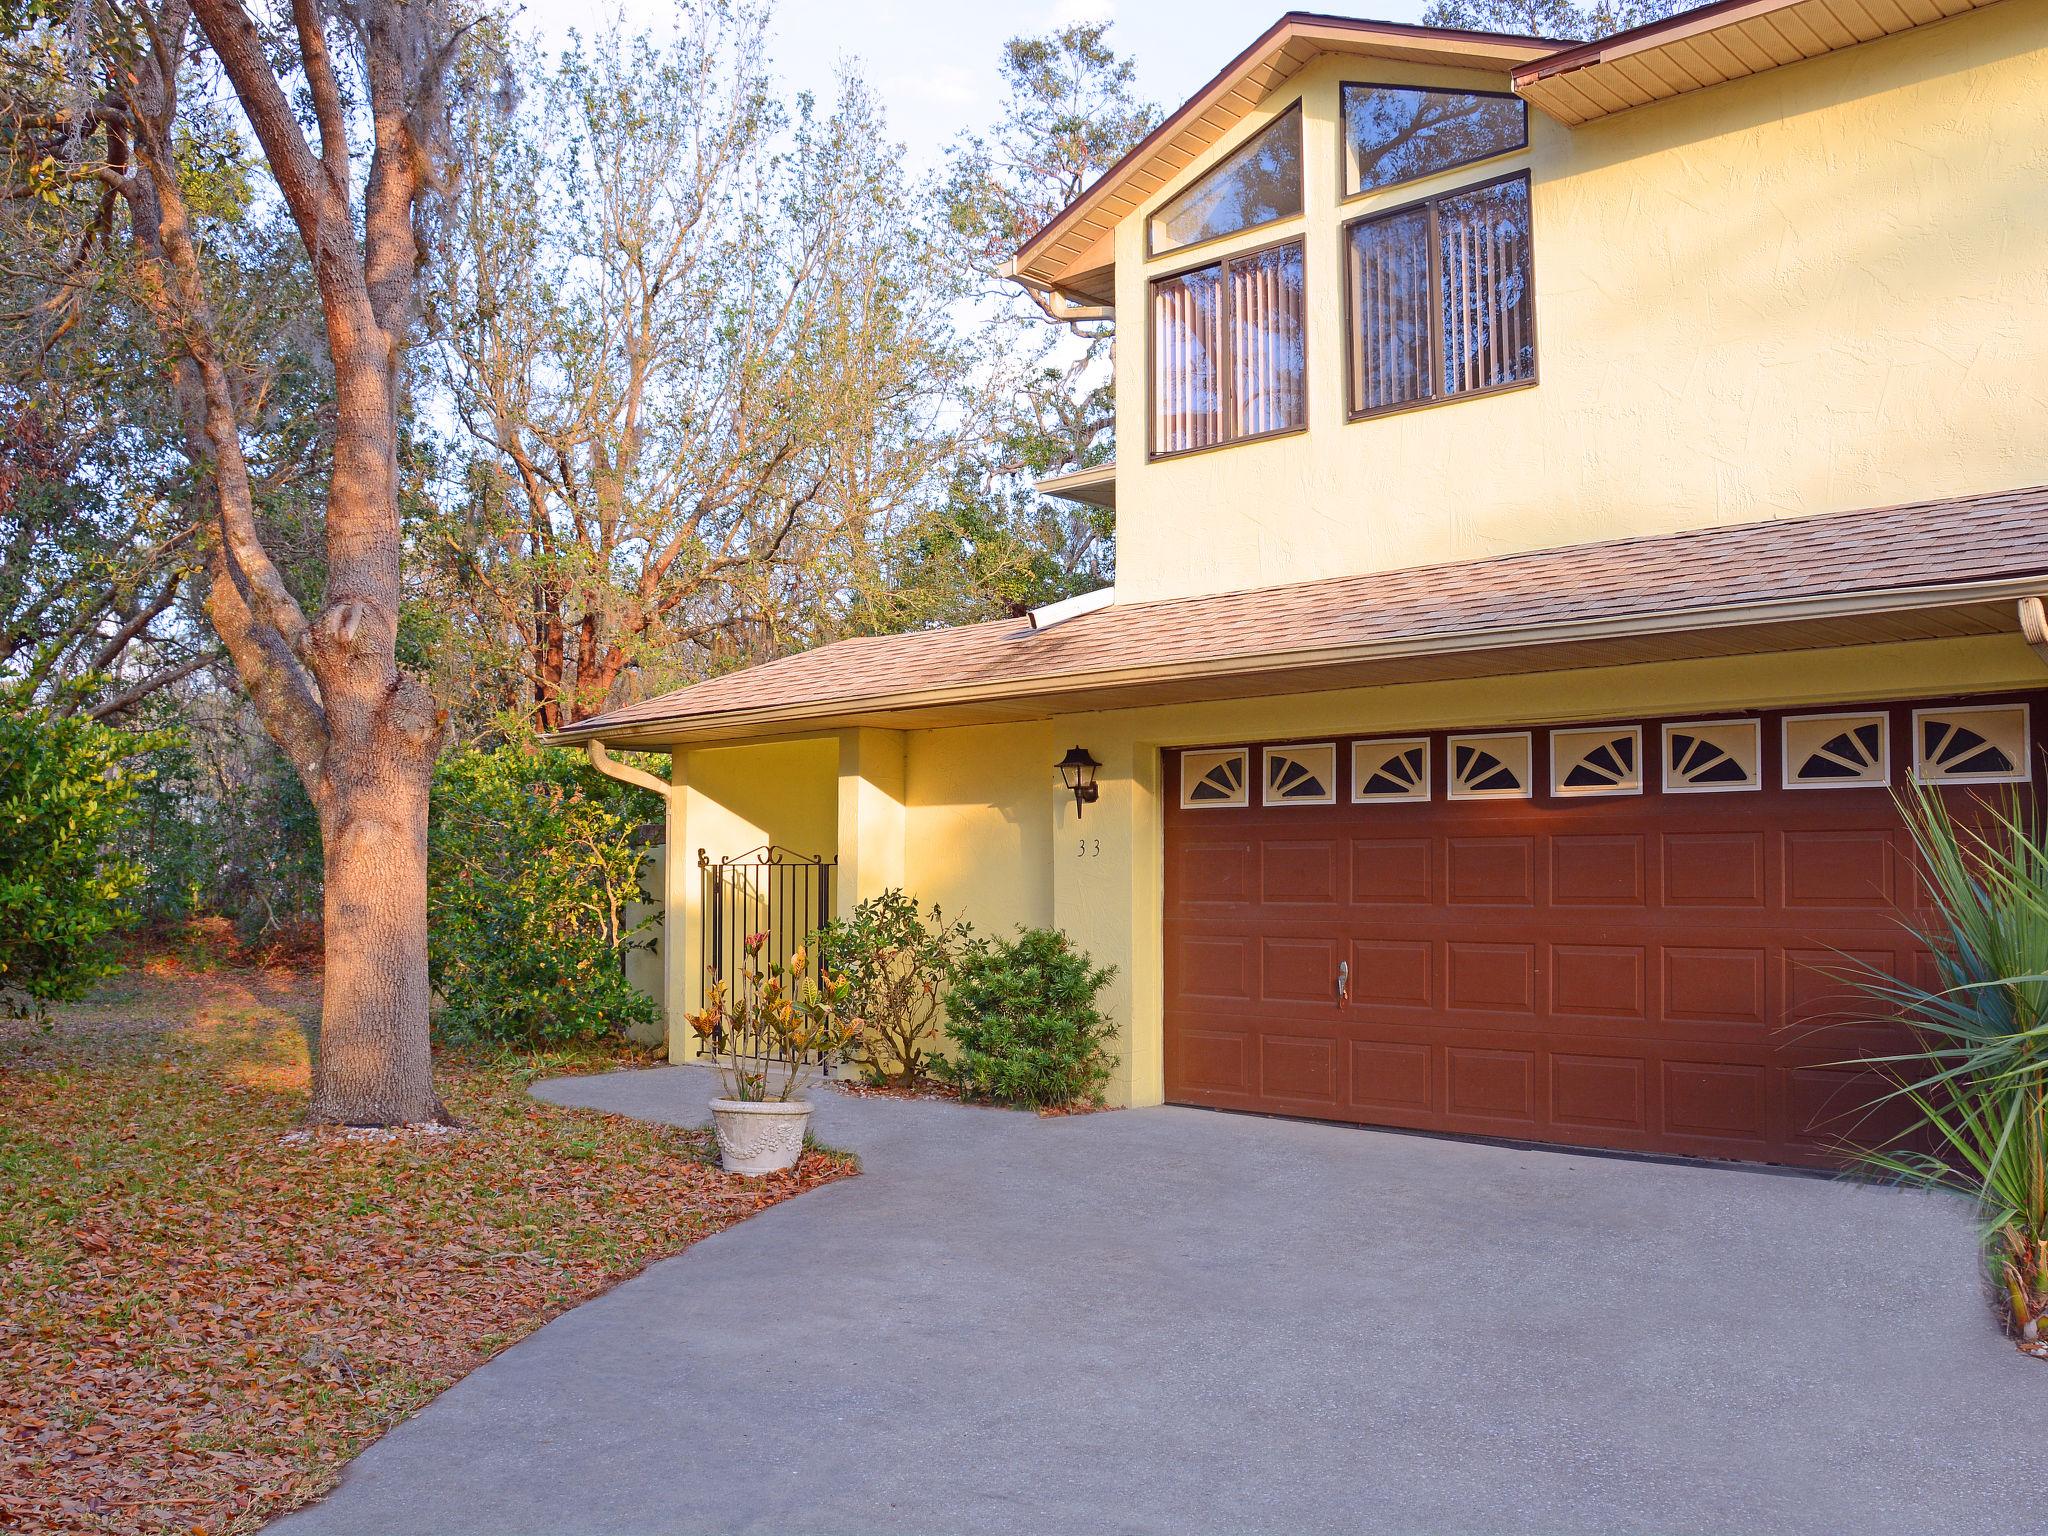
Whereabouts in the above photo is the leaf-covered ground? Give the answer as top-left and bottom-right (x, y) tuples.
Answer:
(0, 965), (855, 1534)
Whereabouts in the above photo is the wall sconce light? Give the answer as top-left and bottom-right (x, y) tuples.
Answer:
(1056, 746), (1101, 818)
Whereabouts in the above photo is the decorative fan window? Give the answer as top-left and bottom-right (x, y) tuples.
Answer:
(1263, 743), (1337, 806)
(1551, 726), (1642, 798)
(1352, 738), (1430, 803)
(1181, 748), (1249, 809)
(1662, 720), (1761, 794)
(1446, 732), (1532, 801)
(1912, 704), (2030, 785)
(1783, 712), (1890, 789)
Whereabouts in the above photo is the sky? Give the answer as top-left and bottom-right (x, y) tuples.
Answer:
(511, 0), (1437, 169)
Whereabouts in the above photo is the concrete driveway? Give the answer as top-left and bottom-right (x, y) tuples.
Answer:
(271, 1065), (2035, 1535)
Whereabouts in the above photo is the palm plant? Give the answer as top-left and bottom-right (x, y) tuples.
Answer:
(1841, 786), (2048, 1336)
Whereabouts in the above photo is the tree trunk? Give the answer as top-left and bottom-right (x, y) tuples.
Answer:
(310, 747), (439, 1124)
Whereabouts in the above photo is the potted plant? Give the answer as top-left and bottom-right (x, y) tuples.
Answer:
(685, 933), (863, 1175)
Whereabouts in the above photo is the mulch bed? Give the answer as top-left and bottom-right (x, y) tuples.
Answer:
(0, 968), (855, 1535)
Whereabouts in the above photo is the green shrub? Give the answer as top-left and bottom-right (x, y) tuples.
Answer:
(0, 693), (156, 1021)
(428, 744), (660, 1046)
(936, 926), (1116, 1109)
(815, 889), (972, 1088)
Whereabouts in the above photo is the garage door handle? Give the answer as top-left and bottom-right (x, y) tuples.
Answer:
(1336, 960), (1349, 1003)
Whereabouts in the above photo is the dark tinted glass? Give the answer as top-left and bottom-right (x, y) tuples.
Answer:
(1342, 85), (1525, 196)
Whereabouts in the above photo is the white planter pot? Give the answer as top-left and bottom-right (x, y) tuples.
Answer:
(709, 1097), (813, 1176)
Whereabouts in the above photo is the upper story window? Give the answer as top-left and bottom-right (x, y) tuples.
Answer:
(1341, 84), (1526, 197)
(1345, 173), (1534, 419)
(1152, 239), (1306, 457)
(1148, 104), (1303, 257)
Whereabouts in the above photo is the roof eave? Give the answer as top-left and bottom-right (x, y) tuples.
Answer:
(549, 572), (2048, 750)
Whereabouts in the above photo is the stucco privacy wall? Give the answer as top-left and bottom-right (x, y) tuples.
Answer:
(654, 634), (2046, 1095)
(661, 737), (838, 1062)
(1113, 0), (2048, 603)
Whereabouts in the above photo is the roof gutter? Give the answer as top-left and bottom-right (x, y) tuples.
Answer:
(546, 573), (2048, 748)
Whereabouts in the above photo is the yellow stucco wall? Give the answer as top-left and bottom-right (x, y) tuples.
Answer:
(1113, 1), (2048, 603)
(904, 721), (1056, 939)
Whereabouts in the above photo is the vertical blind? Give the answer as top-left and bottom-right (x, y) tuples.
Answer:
(1152, 265), (1224, 454)
(1229, 243), (1306, 439)
(1152, 240), (1306, 456)
(1347, 174), (1534, 417)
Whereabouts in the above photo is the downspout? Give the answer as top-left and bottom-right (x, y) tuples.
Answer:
(2021, 597), (2048, 668)
(1002, 261), (1115, 325)
(586, 739), (672, 801)
(586, 739), (685, 1060)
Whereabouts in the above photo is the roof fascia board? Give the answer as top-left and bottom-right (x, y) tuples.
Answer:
(549, 573), (2048, 747)
(1515, 0), (1819, 82)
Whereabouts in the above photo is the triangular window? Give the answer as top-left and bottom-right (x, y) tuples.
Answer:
(1149, 104), (1303, 256)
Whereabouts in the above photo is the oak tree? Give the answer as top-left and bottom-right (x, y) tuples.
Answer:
(10, 0), (466, 1122)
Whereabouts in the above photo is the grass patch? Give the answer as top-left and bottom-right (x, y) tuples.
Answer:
(0, 967), (854, 1534)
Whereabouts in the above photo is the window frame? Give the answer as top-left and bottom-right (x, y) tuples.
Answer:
(1336, 80), (1528, 205)
(1147, 232), (1310, 463)
(1145, 103), (1306, 261)
(1339, 168), (1538, 426)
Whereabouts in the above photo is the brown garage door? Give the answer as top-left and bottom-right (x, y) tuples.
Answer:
(1164, 693), (2041, 1168)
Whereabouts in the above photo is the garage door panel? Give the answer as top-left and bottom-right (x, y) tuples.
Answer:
(1172, 935), (1252, 1002)
(1172, 840), (1252, 905)
(1663, 946), (1769, 1025)
(1349, 1039), (1434, 1115)
(1445, 942), (1537, 1013)
(1164, 695), (2040, 1169)
(1785, 1065), (1917, 1150)
(1444, 1047), (1538, 1124)
(1260, 1034), (1341, 1105)
(1260, 937), (1340, 1003)
(1170, 1025), (1252, 1096)
(1662, 1060), (1770, 1142)
(1351, 837), (1433, 903)
(1260, 839), (1341, 903)
(1447, 837), (1535, 904)
(1782, 946), (1893, 1029)
(1551, 1053), (1649, 1131)
(1550, 834), (1647, 906)
(1347, 938), (1433, 1007)
(1550, 944), (1646, 1019)
(1662, 831), (1767, 906)
(1781, 828), (1898, 908)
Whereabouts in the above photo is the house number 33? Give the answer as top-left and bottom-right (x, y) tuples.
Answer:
(1076, 837), (1102, 859)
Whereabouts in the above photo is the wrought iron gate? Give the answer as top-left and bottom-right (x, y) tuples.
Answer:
(697, 846), (836, 1059)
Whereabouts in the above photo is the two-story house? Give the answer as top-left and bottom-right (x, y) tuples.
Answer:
(558, 0), (2048, 1168)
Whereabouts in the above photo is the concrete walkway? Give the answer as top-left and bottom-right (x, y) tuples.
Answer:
(271, 1065), (2035, 1536)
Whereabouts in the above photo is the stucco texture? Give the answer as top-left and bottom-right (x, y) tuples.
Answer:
(1112, 0), (2048, 603)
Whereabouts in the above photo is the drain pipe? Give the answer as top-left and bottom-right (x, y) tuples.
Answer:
(585, 740), (672, 801)
(2022, 597), (2048, 669)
